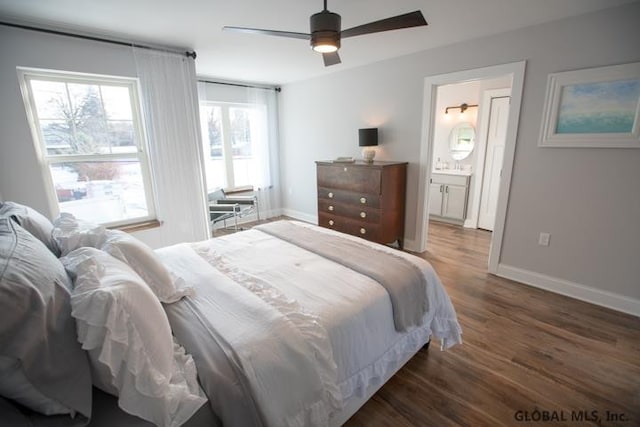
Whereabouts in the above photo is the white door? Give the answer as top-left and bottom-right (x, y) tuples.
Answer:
(478, 96), (510, 231)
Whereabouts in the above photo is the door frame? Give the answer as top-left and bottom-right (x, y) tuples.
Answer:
(468, 88), (512, 230)
(415, 61), (526, 273)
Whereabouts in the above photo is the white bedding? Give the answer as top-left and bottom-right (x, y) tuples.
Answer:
(157, 221), (462, 426)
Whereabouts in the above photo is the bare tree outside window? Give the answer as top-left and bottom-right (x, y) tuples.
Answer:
(22, 71), (156, 226)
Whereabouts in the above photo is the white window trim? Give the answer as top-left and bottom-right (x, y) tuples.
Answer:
(17, 67), (157, 228)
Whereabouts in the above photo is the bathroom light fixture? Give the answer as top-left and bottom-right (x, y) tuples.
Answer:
(444, 103), (478, 115)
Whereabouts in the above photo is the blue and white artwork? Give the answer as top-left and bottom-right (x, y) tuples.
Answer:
(556, 79), (640, 134)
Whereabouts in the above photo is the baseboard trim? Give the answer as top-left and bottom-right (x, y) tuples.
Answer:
(403, 238), (419, 253)
(281, 209), (317, 224)
(497, 264), (640, 317)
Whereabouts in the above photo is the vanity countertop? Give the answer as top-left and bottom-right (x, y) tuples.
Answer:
(432, 168), (473, 177)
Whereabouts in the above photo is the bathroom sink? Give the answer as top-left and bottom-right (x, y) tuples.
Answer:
(432, 168), (473, 176)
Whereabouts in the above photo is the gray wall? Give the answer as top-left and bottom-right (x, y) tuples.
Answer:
(278, 3), (640, 302)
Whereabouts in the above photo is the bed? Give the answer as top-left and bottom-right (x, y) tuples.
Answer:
(0, 201), (462, 427)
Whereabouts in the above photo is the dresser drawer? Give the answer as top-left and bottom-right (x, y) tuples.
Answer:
(317, 165), (381, 194)
(318, 187), (381, 209)
(319, 213), (380, 242)
(318, 199), (380, 224)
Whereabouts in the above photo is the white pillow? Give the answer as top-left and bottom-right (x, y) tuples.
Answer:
(0, 201), (60, 255)
(53, 213), (193, 303)
(61, 248), (207, 427)
(101, 230), (194, 303)
(0, 218), (92, 419)
(52, 213), (109, 256)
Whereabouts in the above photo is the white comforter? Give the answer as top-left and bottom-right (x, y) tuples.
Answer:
(157, 221), (462, 426)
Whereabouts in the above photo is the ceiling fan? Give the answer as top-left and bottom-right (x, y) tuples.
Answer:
(223, 0), (428, 67)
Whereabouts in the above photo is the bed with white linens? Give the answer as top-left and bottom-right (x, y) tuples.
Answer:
(0, 201), (461, 427)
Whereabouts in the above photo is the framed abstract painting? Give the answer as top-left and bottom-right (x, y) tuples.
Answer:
(539, 62), (640, 148)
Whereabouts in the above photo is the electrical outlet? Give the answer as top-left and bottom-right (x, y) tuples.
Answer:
(538, 232), (551, 246)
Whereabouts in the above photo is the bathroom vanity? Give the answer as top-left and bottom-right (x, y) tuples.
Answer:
(429, 169), (472, 224)
(429, 121), (475, 225)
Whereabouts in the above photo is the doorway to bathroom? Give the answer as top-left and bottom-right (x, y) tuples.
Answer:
(414, 62), (526, 273)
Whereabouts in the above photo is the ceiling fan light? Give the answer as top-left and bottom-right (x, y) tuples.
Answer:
(313, 43), (338, 53)
(310, 10), (341, 54)
(311, 29), (340, 53)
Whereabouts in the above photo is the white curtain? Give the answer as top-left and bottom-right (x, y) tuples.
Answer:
(134, 48), (209, 246)
(197, 81), (281, 218)
(249, 85), (281, 217)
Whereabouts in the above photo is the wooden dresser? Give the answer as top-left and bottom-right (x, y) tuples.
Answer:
(316, 160), (407, 248)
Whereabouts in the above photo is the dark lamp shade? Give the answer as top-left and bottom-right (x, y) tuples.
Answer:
(358, 128), (378, 147)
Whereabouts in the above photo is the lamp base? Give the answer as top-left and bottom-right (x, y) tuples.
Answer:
(362, 148), (376, 163)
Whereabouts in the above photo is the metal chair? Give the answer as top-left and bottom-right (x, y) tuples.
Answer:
(208, 187), (259, 232)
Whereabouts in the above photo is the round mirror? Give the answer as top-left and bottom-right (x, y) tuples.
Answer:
(449, 122), (476, 160)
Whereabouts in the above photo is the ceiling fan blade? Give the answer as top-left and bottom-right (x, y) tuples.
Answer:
(341, 11), (427, 39)
(322, 51), (341, 66)
(223, 26), (310, 40)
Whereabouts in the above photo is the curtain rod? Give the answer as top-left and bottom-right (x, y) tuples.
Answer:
(0, 21), (196, 59)
(198, 79), (281, 93)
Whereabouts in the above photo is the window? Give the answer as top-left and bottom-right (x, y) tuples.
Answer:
(20, 69), (156, 227)
(199, 102), (268, 190)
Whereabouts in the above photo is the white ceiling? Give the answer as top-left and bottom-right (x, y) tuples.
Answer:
(0, 0), (636, 85)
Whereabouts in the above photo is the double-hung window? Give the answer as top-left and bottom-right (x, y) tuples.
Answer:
(19, 69), (156, 227)
(199, 102), (269, 190)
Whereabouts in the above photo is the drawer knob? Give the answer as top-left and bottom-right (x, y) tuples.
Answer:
(328, 220), (334, 226)
(328, 192), (334, 198)
(343, 167), (348, 172)
(360, 197), (367, 204)
(328, 205), (334, 211)
(360, 212), (366, 218)
(360, 228), (366, 235)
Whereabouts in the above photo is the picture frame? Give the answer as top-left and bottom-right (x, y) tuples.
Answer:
(538, 62), (640, 148)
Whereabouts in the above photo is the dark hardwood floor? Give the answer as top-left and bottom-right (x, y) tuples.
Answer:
(218, 218), (640, 426)
(345, 221), (640, 427)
